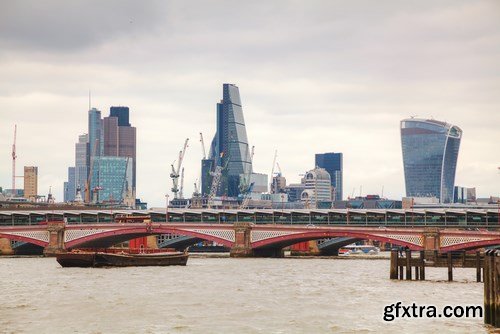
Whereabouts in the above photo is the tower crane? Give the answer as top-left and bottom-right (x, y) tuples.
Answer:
(179, 167), (185, 199)
(207, 151), (230, 209)
(269, 149), (277, 193)
(170, 138), (189, 199)
(199, 132), (206, 159)
(85, 139), (100, 203)
(239, 145), (256, 209)
(276, 162), (282, 176)
(11, 125), (17, 195)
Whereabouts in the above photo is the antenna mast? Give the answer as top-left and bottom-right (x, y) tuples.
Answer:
(12, 125), (17, 195)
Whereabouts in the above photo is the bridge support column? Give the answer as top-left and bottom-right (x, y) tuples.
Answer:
(423, 228), (440, 256)
(0, 238), (14, 255)
(43, 222), (66, 257)
(230, 222), (253, 257)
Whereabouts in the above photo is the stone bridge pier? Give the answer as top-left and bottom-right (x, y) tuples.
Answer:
(43, 222), (66, 256)
(229, 222), (253, 257)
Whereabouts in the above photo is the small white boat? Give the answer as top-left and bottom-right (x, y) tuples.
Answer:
(339, 244), (380, 255)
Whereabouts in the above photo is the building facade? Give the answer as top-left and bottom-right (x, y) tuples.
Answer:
(63, 167), (76, 202)
(103, 107), (137, 191)
(315, 152), (343, 201)
(88, 108), (103, 158)
(300, 167), (332, 208)
(400, 118), (462, 203)
(23, 166), (38, 201)
(75, 134), (89, 200)
(203, 83), (252, 197)
(89, 156), (132, 203)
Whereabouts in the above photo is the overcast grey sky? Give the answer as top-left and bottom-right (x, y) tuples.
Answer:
(0, 0), (499, 206)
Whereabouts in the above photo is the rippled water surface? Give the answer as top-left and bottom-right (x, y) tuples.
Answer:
(0, 256), (488, 333)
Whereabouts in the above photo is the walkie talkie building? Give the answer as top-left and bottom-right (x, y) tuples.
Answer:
(400, 118), (462, 203)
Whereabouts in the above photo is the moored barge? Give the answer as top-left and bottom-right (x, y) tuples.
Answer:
(56, 251), (188, 267)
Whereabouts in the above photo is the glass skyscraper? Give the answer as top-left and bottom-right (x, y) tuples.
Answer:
(88, 108), (103, 158)
(400, 118), (462, 203)
(90, 156), (132, 203)
(203, 83), (252, 197)
(315, 152), (343, 201)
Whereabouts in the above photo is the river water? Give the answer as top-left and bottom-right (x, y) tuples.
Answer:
(0, 255), (489, 333)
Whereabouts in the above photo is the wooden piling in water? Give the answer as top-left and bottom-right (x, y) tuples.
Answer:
(485, 251), (491, 325)
(390, 250), (398, 280)
(490, 252), (496, 326)
(495, 253), (500, 328)
(447, 252), (453, 282)
(476, 251), (481, 283)
(419, 251), (425, 280)
(406, 249), (412, 280)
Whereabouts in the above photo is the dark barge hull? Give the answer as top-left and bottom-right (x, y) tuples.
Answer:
(56, 252), (188, 267)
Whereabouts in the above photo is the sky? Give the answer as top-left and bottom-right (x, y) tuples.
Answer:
(0, 0), (499, 207)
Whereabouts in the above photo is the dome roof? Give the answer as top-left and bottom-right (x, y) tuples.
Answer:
(305, 167), (331, 181)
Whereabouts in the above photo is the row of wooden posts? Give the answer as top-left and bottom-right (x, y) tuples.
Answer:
(390, 249), (499, 328)
(389, 249), (482, 282)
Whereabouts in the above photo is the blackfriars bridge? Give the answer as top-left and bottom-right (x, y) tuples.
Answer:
(0, 208), (499, 257)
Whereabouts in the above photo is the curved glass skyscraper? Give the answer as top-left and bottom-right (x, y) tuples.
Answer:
(400, 118), (462, 203)
(202, 83), (252, 197)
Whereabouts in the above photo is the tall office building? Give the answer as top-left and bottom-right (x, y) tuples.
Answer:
(89, 156), (132, 203)
(103, 106), (137, 190)
(202, 84), (252, 197)
(64, 167), (76, 202)
(110, 106), (131, 126)
(75, 134), (89, 199)
(400, 118), (462, 203)
(315, 152), (343, 201)
(23, 166), (38, 201)
(88, 108), (103, 158)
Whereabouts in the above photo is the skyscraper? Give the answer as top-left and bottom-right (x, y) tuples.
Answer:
(89, 156), (132, 203)
(88, 108), (103, 158)
(315, 152), (343, 201)
(400, 118), (462, 203)
(103, 106), (137, 190)
(23, 166), (38, 201)
(110, 106), (131, 127)
(64, 167), (75, 202)
(203, 83), (252, 197)
(75, 134), (89, 200)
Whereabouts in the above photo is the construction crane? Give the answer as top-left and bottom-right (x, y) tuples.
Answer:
(269, 149), (277, 193)
(170, 138), (189, 199)
(207, 151), (231, 208)
(199, 132), (206, 159)
(85, 139), (100, 203)
(239, 145), (256, 209)
(11, 125), (17, 196)
(276, 162), (282, 176)
(181, 168), (186, 200)
(207, 165), (223, 208)
(239, 145), (255, 194)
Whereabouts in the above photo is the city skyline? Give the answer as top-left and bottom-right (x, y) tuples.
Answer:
(0, 1), (499, 206)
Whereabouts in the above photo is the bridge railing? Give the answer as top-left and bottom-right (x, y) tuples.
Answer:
(0, 210), (498, 228)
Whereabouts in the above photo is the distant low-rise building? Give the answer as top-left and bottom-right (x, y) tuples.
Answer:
(334, 195), (402, 209)
(454, 186), (476, 204)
